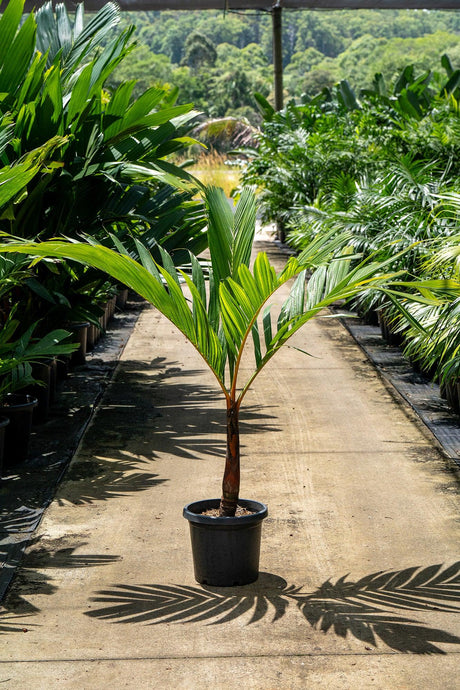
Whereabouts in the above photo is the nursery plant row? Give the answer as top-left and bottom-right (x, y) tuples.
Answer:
(0, 287), (131, 477)
(0, 0), (210, 476)
(242, 63), (460, 418)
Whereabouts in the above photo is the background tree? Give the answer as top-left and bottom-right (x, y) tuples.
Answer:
(109, 45), (174, 98)
(182, 32), (217, 73)
(112, 9), (460, 120)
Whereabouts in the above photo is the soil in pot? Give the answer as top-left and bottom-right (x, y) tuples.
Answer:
(201, 505), (255, 517)
(183, 498), (268, 587)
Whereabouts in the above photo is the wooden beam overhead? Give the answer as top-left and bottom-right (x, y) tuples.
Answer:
(22, 0), (460, 11)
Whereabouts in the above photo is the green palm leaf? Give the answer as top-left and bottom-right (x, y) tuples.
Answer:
(206, 185), (234, 285)
(36, 0), (121, 77)
(0, 10), (35, 94)
(0, 0), (24, 67)
(0, 161), (38, 207)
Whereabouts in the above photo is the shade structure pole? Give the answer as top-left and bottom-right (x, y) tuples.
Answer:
(272, 2), (285, 241)
(272, 2), (283, 111)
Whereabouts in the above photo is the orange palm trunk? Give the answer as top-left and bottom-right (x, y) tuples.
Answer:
(219, 398), (240, 517)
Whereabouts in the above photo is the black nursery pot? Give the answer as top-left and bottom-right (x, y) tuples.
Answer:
(69, 322), (90, 366)
(0, 393), (38, 467)
(29, 360), (52, 423)
(0, 416), (9, 477)
(183, 498), (268, 587)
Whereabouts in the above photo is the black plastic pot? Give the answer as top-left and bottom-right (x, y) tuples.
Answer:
(116, 288), (129, 310)
(378, 312), (404, 347)
(363, 307), (379, 326)
(69, 322), (90, 366)
(183, 498), (268, 587)
(49, 357), (57, 403)
(56, 354), (70, 380)
(445, 381), (460, 414)
(86, 323), (96, 351)
(0, 393), (38, 467)
(0, 416), (9, 477)
(106, 296), (116, 322)
(28, 361), (51, 423)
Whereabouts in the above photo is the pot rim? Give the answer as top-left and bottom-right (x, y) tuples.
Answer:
(69, 321), (90, 329)
(183, 498), (268, 526)
(0, 393), (38, 409)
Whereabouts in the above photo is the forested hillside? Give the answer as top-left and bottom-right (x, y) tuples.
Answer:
(111, 9), (460, 122)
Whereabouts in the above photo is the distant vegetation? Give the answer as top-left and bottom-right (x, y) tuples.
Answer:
(111, 9), (460, 122)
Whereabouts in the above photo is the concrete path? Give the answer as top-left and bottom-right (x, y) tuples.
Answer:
(1, 238), (460, 689)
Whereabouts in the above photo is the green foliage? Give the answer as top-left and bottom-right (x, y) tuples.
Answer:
(243, 55), (460, 389)
(243, 94), (366, 225)
(109, 46), (175, 98)
(0, 0), (210, 385)
(182, 32), (217, 72)
(243, 55), (460, 223)
(0, 309), (77, 400)
(0, 0), (208, 256)
(1, 185), (446, 510)
(112, 8), (460, 118)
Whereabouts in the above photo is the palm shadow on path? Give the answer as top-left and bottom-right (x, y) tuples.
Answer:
(1, 357), (281, 624)
(85, 561), (460, 654)
(1, 356), (281, 526)
(1, 538), (121, 634)
(61, 356), (281, 506)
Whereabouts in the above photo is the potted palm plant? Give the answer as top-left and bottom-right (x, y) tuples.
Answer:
(0, 310), (78, 470)
(0, 186), (428, 584)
